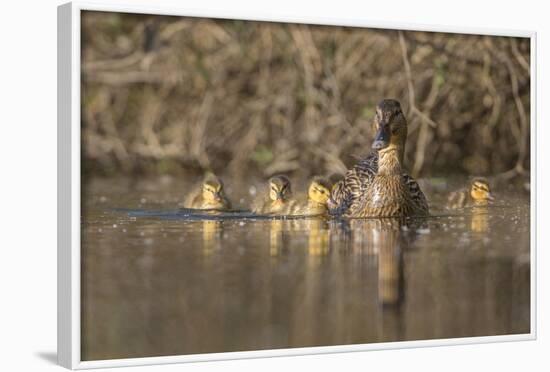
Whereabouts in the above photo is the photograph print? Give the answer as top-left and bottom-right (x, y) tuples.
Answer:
(79, 10), (531, 361)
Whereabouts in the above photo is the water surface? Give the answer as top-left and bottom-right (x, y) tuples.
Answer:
(81, 177), (530, 360)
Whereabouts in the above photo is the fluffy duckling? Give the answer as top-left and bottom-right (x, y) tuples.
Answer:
(252, 175), (295, 215)
(447, 178), (494, 209)
(293, 177), (333, 216)
(185, 174), (231, 210)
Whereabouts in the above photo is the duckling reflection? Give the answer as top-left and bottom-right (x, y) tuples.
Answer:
(269, 219), (293, 257)
(269, 219), (282, 257)
(306, 218), (330, 256)
(202, 220), (223, 257)
(470, 206), (490, 233)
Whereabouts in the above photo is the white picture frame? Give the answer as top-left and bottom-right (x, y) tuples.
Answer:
(57, 1), (537, 369)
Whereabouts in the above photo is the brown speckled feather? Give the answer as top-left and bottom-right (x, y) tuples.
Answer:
(329, 152), (378, 215)
(403, 173), (429, 215)
(329, 152), (428, 217)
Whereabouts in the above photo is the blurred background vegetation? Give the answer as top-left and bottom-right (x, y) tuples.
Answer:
(81, 11), (530, 183)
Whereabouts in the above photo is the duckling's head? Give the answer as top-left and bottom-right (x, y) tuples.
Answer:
(470, 178), (494, 202)
(269, 175), (292, 202)
(308, 177), (332, 204)
(201, 174), (225, 203)
(371, 99), (407, 156)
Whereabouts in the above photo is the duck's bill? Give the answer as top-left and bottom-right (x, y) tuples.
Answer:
(487, 193), (495, 201)
(372, 124), (390, 150)
(276, 189), (290, 200)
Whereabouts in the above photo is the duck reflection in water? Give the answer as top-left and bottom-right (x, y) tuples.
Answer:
(269, 219), (290, 257)
(470, 206), (490, 233)
(349, 217), (424, 340)
(373, 220), (405, 308)
(269, 217), (331, 258)
(333, 218), (423, 309)
(202, 219), (223, 257)
(306, 218), (330, 256)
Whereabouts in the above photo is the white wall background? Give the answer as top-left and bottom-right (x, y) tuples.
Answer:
(0, 0), (547, 370)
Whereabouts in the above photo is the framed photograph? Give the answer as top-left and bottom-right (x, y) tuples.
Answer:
(58, 1), (536, 369)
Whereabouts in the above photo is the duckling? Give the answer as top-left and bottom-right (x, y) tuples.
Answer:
(329, 99), (428, 217)
(252, 175), (295, 215)
(447, 178), (494, 209)
(293, 177), (332, 216)
(184, 174), (231, 210)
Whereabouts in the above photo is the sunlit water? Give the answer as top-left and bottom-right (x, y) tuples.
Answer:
(81, 177), (530, 361)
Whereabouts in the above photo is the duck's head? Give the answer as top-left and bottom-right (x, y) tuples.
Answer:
(470, 178), (494, 202)
(308, 177), (332, 205)
(201, 174), (225, 203)
(269, 175), (292, 202)
(371, 99), (407, 160)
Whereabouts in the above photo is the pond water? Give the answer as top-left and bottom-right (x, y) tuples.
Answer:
(81, 176), (531, 361)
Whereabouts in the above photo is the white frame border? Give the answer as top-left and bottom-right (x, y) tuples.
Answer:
(57, 1), (537, 369)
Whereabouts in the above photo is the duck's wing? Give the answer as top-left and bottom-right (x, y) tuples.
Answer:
(329, 152), (378, 215)
(403, 173), (429, 214)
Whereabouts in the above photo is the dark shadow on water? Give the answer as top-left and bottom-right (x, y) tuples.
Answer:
(120, 207), (335, 221)
(36, 351), (57, 365)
